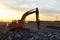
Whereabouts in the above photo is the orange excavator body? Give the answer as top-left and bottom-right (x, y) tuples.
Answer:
(8, 8), (39, 29)
(8, 22), (24, 28)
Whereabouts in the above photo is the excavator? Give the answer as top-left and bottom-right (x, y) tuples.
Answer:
(7, 8), (40, 31)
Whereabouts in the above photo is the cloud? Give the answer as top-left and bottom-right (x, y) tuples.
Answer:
(0, 0), (60, 14)
(41, 9), (60, 14)
(0, 0), (60, 21)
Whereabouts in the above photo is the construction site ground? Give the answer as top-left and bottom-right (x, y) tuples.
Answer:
(0, 22), (60, 40)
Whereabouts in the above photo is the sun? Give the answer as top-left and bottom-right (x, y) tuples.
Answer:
(0, 3), (23, 22)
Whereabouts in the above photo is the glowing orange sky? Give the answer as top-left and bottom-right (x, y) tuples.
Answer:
(0, 3), (59, 22)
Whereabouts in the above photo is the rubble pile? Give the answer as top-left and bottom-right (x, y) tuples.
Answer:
(0, 29), (60, 40)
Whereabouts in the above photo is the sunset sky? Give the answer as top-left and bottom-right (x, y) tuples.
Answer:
(0, 0), (60, 22)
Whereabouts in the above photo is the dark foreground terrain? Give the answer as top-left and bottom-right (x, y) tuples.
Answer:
(0, 28), (60, 40)
(0, 21), (60, 40)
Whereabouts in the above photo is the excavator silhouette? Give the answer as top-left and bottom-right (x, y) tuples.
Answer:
(8, 8), (40, 31)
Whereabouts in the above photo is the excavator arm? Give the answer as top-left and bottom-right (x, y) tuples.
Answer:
(21, 8), (40, 30)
